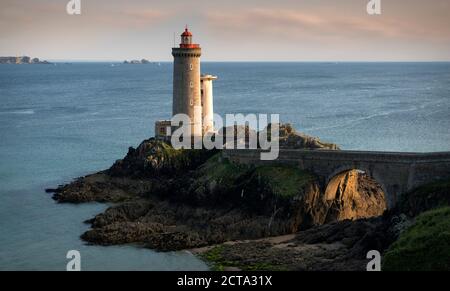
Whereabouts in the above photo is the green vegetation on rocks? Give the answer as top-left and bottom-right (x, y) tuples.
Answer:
(198, 154), (315, 199)
(253, 166), (315, 198)
(201, 245), (284, 271)
(109, 139), (217, 176)
(399, 178), (450, 217)
(186, 155), (319, 219)
(382, 178), (450, 271)
(383, 207), (450, 271)
(198, 153), (249, 185)
(141, 140), (217, 173)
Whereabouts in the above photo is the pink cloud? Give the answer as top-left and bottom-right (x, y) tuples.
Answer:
(204, 8), (450, 43)
(110, 9), (172, 28)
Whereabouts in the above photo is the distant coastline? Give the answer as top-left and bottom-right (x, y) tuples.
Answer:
(0, 56), (51, 64)
(123, 58), (151, 64)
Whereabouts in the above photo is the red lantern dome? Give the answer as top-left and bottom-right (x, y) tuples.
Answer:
(179, 26), (200, 49)
(181, 28), (193, 37)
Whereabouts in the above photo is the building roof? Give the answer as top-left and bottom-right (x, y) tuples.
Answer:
(201, 74), (218, 80)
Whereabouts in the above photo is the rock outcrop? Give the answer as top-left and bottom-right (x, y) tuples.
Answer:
(197, 213), (397, 271)
(275, 123), (340, 150)
(47, 129), (450, 270)
(0, 56), (50, 64)
(321, 170), (387, 222)
(49, 137), (389, 253)
(108, 138), (217, 177)
(197, 178), (450, 271)
(217, 123), (340, 150)
(51, 173), (153, 203)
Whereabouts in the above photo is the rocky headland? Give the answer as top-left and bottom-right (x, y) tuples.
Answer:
(0, 56), (51, 64)
(47, 124), (450, 271)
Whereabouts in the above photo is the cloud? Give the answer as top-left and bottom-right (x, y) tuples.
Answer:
(204, 8), (449, 43)
(96, 8), (173, 29)
(1, 0), (449, 60)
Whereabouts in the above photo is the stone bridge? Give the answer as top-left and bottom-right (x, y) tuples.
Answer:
(222, 149), (450, 208)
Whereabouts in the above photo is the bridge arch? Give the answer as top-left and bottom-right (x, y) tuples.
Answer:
(326, 165), (388, 195)
(324, 164), (391, 211)
(324, 168), (388, 220)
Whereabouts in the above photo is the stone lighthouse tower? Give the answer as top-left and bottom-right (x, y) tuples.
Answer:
(155, 27), (217, 141)
(172, 27), (203, 136)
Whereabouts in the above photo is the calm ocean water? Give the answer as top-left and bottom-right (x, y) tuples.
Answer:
(0, 62), (449, 270)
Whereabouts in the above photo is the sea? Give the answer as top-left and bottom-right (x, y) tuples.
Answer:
(0, 62), (449, 270)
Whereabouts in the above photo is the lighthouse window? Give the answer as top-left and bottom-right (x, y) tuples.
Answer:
(189, 64), (193, 70)
(190, 81), (193, 88)
(190, 99), (193, 106)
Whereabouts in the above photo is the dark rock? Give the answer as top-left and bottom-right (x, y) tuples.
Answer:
(53, 139), (390, 254)
(53, 131), (438, 270)
(45, 188), (59, 193)
(268, 123), (340, 150)
(398, 178), (450, 217)
(52, 173), (153, 203)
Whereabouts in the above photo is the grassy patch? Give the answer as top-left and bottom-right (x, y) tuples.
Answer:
(201, 245), (285, 271)
(143, 141), (217, 173)
(383, 207), (450, 271)
(254, 165), (315, 198)
(143, 141), (185, 169)
(199, 154), (249, 184)
(399, 178), (450, 216)
(198, 155), (316, 199)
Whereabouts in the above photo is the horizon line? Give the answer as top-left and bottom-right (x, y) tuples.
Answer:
(45, 59), (450, 63)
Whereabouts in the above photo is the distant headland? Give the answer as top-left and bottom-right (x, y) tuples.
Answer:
(123, 59), (151, 64)
(0, 56), (51, 64)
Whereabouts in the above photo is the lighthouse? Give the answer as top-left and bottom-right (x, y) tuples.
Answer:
(172, 27), (203, 137)
(155, 27), (217, 141)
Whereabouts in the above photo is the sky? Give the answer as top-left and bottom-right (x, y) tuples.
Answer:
(1, 0), (450, 61)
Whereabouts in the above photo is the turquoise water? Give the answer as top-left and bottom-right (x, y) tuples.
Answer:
(0, 62), (449, 270)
